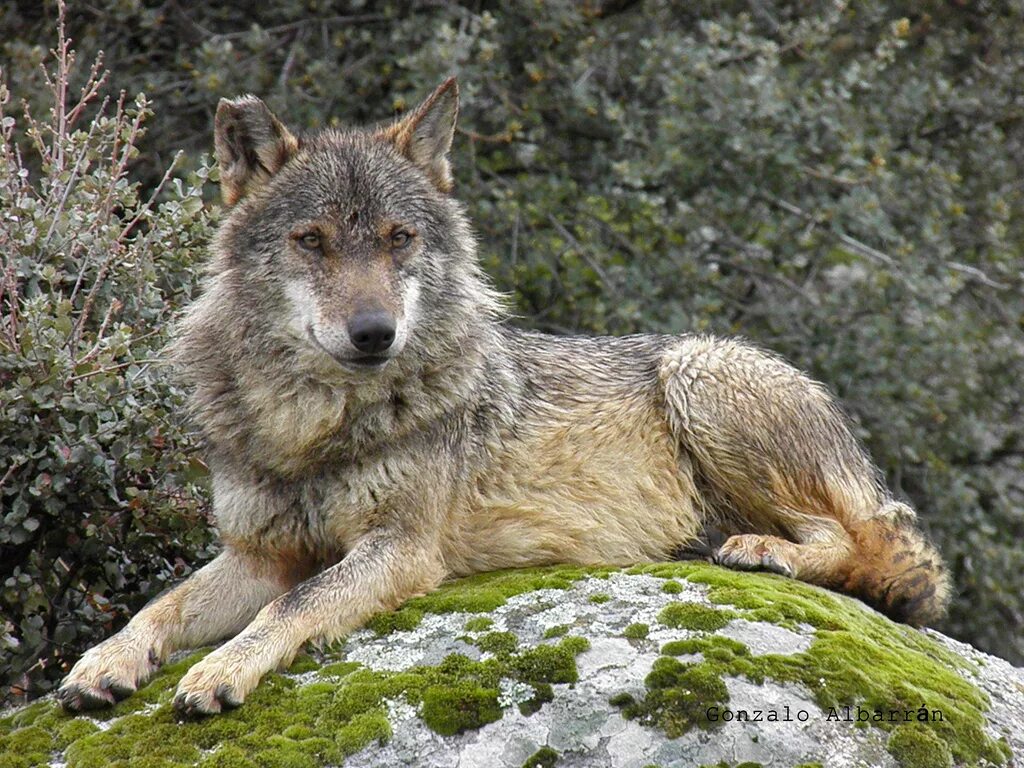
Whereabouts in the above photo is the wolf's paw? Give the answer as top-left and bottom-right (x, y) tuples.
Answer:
(173, 650), (255, 718)
(57, 634), (159, 711)
(715, 534), (796, 578)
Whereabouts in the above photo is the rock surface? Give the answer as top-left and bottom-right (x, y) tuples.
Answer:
(2, 563), (1021, 768)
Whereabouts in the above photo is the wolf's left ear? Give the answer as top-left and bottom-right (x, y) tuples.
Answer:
(214, 96), (299, 205)
(380, 78), (459, 192)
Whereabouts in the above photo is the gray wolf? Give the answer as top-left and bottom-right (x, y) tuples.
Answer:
(58, 78), (950, 716)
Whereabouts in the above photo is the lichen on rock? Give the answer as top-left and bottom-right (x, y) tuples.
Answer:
(1, 565), (1020, 767)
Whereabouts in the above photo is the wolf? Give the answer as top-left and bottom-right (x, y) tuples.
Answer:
(58, 78), (950, 716)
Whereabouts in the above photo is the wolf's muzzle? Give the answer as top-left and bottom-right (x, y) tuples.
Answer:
(347, 310), (396, 355)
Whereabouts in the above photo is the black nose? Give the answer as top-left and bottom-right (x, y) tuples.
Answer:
(347, 310), (396, 355)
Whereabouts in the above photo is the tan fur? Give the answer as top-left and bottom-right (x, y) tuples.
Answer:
(449, 389), (701, 574)
(58, 81), (951, 717)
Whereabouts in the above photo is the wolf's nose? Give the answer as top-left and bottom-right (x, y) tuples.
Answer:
(348, 310), (396, 354)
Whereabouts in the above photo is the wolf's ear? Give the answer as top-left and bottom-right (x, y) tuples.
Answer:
(214, 96), (299, 205)
(380, 78), (459, 192)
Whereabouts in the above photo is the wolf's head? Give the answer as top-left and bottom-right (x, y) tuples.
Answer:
(208, 79), (500, 378)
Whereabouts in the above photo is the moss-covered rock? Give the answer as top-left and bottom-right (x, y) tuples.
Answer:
(2, 565), (1020, 767)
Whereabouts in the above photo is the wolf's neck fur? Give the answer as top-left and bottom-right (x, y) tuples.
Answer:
(173, 264), (511, 481)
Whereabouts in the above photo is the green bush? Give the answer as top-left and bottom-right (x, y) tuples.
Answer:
(0, 14), (216, 704)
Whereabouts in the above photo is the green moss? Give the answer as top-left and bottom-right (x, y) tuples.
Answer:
(286, 654), (320, 674)
(366, 607), (424, 635)
(543, 624), (571, 639)
(624, 623), (650, 640)
(561, 636), (591, 655)
(523, 745), (560, 767)
(317, 661), (361, 679)
(888, 724), (953, 768)
(281, 725), (314, 740)
(335, 710), (391, 755)
(998, 738), (1014, 761)
(464, 617), (494, 632)
(611, 656), (728, 737)
(661, 636), (750, 662)
(421, 684), (503, 736)
(518, 683), (554, 716)
(661, 580), (683, 594)
(588, 593), (611, 604)
(0, 724), (52, 768)
(624, 563), (1010, 766)
(362, 566), (613, 637)
(199, 744), (258, 768)
(56, 718), (100, 749)
(657, 602), (733, 632)
(475, 631), (519, 656)
(405, 566), (614, 618)
(0, 663), (219, 768)
(3, 699), (52, 729)
(510, 638), (590, 684)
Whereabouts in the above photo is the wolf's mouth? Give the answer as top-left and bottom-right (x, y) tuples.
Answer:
(305, 326), (391, 372)
(346, 355), (389, 368)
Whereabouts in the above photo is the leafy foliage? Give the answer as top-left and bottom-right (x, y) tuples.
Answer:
(0, 9), (217, 704)
(0, 0), (1021, 703)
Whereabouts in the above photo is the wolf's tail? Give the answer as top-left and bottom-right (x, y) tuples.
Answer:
(841, 502), (951, 626)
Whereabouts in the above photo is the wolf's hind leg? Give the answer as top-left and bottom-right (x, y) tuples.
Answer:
(57, 549), (291, 711)
(660, 337), (950, 625)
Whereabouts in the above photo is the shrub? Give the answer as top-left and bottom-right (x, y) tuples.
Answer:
(0, 3), (216, 705)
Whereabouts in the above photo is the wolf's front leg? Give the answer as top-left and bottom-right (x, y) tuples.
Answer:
(57, 549), (290, 711)
(172, 529), (445, 717)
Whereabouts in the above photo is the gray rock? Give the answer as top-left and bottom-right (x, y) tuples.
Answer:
(2, 564), (1020, 768)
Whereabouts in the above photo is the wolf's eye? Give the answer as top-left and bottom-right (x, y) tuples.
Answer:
(297, 232), (321, 251)
(390, 230), (414, 249)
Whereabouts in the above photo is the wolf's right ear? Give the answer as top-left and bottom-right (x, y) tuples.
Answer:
(214, 96), (299, 205)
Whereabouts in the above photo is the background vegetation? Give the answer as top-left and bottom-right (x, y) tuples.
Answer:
(1, 0), (1021, 703)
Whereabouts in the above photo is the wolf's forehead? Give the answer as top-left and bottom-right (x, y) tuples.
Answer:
(287, 139), (427, 216)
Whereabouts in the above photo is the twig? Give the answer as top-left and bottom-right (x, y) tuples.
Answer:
(42, 95), (109, 249)
(77, 298), (122, 367)
(278, 36), (300, 92)
(71, 149), (180, 350)
(765, 195), (898, 268)
(0, 458), (23, 492)
(0, 258), (19, 350)
(800, 164), (871, 187)
(457, 126), (515, 144)
(946, 262), (1010, 290)
(545, 213), (617, 294)
(66, 91), (130, 310)
(64, 358), (165, 385)
(212, 14), (386, 41)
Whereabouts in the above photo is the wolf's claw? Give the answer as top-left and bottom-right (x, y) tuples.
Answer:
(173, 682), (242, 718)
(57, 671), (138, 711)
